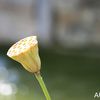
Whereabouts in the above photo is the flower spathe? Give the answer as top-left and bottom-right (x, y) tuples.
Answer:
(7, 36), (41, 73)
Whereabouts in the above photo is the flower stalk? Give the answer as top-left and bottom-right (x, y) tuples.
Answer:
(34, 72), (51, 100)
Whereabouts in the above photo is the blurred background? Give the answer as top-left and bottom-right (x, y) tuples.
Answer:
(0, 0), (100, 100)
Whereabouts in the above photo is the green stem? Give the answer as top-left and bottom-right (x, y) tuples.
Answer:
(34, 72), (51, 100)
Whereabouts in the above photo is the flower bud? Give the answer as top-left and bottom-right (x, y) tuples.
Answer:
(7, 36), (41, 73)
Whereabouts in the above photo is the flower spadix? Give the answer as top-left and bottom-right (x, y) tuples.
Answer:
(7, 36), (41, 73)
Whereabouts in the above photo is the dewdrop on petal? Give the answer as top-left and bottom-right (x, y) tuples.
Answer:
(7, 36), (41, 73)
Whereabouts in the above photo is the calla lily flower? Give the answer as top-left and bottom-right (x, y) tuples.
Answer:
(7, 36), (41, 73)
